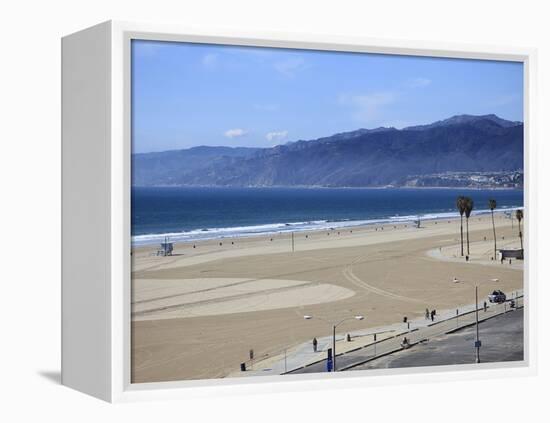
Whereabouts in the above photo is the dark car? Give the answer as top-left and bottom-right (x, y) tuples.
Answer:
(488, 290), (506, 303)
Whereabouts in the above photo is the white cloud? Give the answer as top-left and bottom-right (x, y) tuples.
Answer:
(407, 77), (432, 88)
(339, 92), (396, 124)
(266, 130), (288, 142)
(273, 57), (308, 78)
(224, 128), (248, 138)
(202, 53), (218, 69)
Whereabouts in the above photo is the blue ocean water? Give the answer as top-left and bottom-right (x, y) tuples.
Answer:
(131, 187), (524, 245)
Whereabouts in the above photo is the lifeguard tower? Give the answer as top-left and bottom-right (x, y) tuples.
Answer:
(157, 237), (174, 256)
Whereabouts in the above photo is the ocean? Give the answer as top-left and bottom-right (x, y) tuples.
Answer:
(131, 187), (524, 246)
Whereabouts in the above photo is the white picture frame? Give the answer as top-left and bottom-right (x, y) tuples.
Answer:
(61, 20), (538, 402)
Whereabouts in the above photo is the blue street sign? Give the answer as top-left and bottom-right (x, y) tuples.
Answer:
(474, 340), (482, 348)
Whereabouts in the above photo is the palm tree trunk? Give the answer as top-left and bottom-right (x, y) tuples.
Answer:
(519, 221), (523, 251)
(491, 210), (497, 259)
(460, 215), (464, 256)
(466, 217), (470, 256)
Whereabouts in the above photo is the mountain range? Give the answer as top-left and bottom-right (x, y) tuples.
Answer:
(132, 114), (523, 188)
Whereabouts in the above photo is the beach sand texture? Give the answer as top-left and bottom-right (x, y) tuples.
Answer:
(131, 213), (523, 383)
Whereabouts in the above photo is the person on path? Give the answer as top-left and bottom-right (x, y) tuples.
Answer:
(425, 308), (430, 320)
(484, 301), (488, 312)
(312, 337), (318, 352)
(430, 310), (435, 322)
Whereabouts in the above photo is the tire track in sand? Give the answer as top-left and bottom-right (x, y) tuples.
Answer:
(342, 255), (423, 304)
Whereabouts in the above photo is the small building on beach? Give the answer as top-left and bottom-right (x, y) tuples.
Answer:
(498, 248), (523, 261)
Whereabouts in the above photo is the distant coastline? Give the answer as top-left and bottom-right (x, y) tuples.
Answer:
(131, 207), (520, 247)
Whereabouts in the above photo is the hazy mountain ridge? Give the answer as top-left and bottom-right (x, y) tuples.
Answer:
(132, 114), (523, 188)
(132, 146), (261, 186)
(403, 114), (522, 131)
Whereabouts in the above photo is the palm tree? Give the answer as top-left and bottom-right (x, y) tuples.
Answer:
(488, 199), (497, 259)
(464, 197), (474, 257)
(516, 209), (524, 251)
(456, 196), (466, 256)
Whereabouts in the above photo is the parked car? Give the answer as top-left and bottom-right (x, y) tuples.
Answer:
(488, 290), (506, 303)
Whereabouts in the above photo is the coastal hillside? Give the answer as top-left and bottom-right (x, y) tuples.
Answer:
(132, 114), (523, 188)
(132, 146), (261, 186)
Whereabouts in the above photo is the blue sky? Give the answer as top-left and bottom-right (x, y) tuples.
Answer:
(132, 40), (523, 153)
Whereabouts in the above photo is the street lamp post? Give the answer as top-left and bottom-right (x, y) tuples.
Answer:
(304, 314), (364, 372)
(332, 325), (336, 370)
(475, 286), (481, 363)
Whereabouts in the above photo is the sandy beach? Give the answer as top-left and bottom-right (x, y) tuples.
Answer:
(131, 212), (523, 383)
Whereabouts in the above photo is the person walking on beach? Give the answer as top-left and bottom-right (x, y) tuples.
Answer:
(430, 310), (435, 322)
(312, 337), (318, 352)
(425, 308), (430, 320)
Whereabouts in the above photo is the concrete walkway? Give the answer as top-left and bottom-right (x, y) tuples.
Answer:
(231, 289), (523, 377)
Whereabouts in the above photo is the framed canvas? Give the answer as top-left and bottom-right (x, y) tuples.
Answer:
(61, 21), (538, 402)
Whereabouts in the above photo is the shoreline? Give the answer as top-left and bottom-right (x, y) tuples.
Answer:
(132, 206), (522, 247)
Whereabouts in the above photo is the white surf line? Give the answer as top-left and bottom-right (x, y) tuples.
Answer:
(342, 254), (423, 304)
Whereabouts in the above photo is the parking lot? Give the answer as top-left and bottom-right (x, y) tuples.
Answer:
(351, 307), (523, 370)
